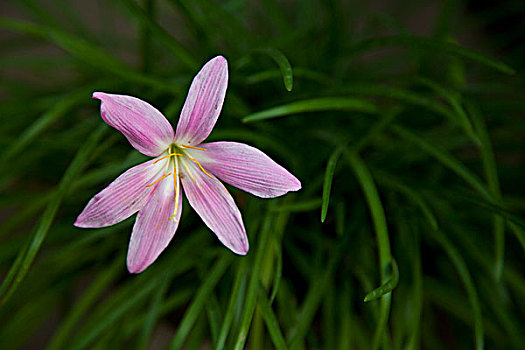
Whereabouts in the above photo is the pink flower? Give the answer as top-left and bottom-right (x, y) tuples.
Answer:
(74, 56), (301, 273)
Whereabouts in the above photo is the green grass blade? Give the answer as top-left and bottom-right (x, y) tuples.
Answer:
(243, 97), (378, 122)
(0, 125), (107, 306)
(46, 258), (122, 350)
(374, 173), (439, 231)
(468, 103), (505, 280)
(414, 77), (480, 145)
(430, 230), (484, 350)
(70, 277), (158, 350)
(255, 48), (294, 91)
(348, 35), (515, 74)
(321, 146), (344, 222)
(1, 87), (94, 164)
(232, 210), (273, 350)
(344, 150), (393, 350)
(136, 272), (171, 350)
(391, 125), (492, 201)
(215, 264), (247, 350)
(364, 260), (399, 302)
(0, 18), (178, 93)
(170, 254), (232, 350)
(120, 0), (197, 70)
(257, 286), (288, 350)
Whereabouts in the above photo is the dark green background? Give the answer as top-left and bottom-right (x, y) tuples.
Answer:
(0, 0), (524, 349)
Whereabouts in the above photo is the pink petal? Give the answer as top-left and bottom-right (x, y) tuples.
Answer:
(93, 92), (174, 157)
(127, 170), (182, 273)
(74, 159), (166, 228)
(175, 56), (228, 145)
(189, 142), (301, 198)
(180, 158), (248, 255)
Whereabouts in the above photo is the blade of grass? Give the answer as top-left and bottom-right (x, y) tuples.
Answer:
(348, 35), (515, 74)
(429, 229), (484, 350)
(0, 125), (107, 306)
(321, 146), (344, 222)
(257, 286), (288, 350)
(413, 77), (480, 145)
(321, 108), (399, 222)
(136, 271), (171, 350)
(170, 254), (232, 349)
(374, 173), (439, 231)
(215, 264), (247, 350)
(120, 0), (197, 70)
(364, 260), (399, 302)
(232, 208), (274, 350)
(344, 150), (393, 350)
(391, 125), (492, 200)
(0, 18), (178, 93)
(46, 257), (122, 350)
(243, 97), (378, 123)
(1, 86), (97, 164)
(254, 48), (294, 91)
(468, 103), (505, 280)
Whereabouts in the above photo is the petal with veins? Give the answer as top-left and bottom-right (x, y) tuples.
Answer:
(190, 142), (301, 198)
(180, 158), (248, 255)
(74, 158), (167, 228)
(127, 168), (182, 273)
(175, 56), (228, 145)
(93, 92), (174, 157)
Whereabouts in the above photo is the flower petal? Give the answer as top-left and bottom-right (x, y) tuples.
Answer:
(189, 142), (301, 198)
(74, 159), (166, 228)
(180, 158), (248, 255)
(93, 92), (174, 157)
(127, 169), (182, 273)
(175, 56), (228, 145)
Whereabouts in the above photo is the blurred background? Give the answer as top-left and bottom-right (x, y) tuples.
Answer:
(1, 0), (524, 349)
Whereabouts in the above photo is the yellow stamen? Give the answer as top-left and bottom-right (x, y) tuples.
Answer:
(181, 162), (197, 183)
(170, 156), (181, 221)
(189, 157), (213, 179)
(154, 152), (183, 164)
(181, 144), (207, 151)
(145, 172), (172, 187)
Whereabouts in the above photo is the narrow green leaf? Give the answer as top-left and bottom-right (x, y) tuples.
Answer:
(1, 86), (94, 164)
(70, 277), (158, 350)
(469, 103), (505, 280)
(137, 272), (171, 350)
(0, 18), (178, 93)
(0, 125), (107, 305)
(321, 146), (344, 222)
(255, 48), (294, 91)
(258, 287), (288, 350)
(391, 125), (492, 201)
(120, 0), (197, 70)
(430, 230), (484, 350)
(215, 264), (247, 350)
(243, 97), (378, 123)
(375, 173), (439, 231)
(46, 258), (122, 350)
(364, 260), (399, 302)
(232, 210), (273, 350)
(414, 77), (480, 145)
(344, 150), (393, 350)
(348, 35), (515, 74)
(170, 254), (232, 350)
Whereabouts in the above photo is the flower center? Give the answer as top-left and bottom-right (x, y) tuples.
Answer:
(144, 143), (212, 221)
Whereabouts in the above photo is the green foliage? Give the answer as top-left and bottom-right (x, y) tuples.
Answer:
(1, 0), (524, 349)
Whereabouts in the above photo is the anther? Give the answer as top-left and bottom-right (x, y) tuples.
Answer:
(145, 172), (172, 187)
(189, 157), (213, 179)
(154, 153), (183, 164)
(181, 144), (207, 151)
